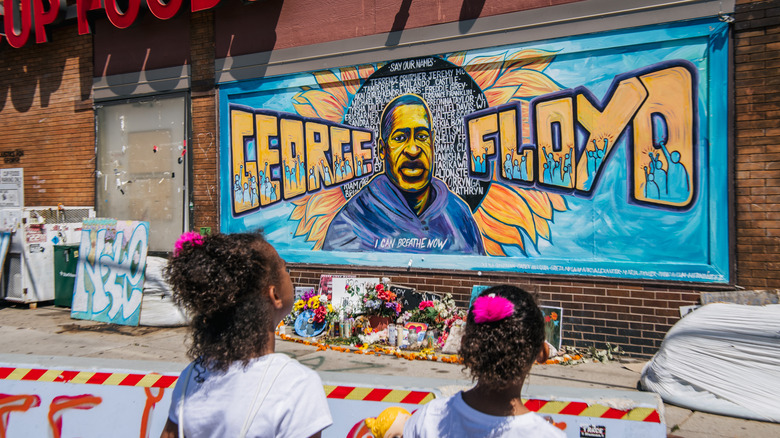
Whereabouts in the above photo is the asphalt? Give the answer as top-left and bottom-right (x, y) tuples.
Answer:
(1, 303), (778, 438)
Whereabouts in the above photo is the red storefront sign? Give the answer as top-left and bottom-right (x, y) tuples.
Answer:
(0, 0), (225, 48)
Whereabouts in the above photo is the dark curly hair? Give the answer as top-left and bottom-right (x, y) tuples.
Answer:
(164, 231), (282, 372)
(459, 285), (545, 388)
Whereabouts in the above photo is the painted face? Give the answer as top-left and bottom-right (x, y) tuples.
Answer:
(380, 104), (434, 193)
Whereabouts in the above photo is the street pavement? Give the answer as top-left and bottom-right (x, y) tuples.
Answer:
(1, 303), (778, 438)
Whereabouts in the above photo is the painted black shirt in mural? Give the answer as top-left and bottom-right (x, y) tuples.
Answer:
(323, 174), (485, 255)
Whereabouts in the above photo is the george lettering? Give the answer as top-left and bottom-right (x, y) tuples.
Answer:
(229, 106), (375, 211)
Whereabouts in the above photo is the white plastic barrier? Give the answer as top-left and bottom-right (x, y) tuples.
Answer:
(0, 355), (665, 437)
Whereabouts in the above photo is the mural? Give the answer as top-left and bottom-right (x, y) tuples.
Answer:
(71, 219), (149, 326)
(220, 18), (729, 282)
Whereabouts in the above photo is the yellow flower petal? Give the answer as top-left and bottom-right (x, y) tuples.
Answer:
(479, 183), (537, 244)
(292, 90), (345, 122)
(464, 53), (505, 89)
(484, 86), (520, 107)
(504, 49), (558, 72)
(313, 70), (348, 108)
(447, 51), (467, 66)
(509, 70), (562, 98)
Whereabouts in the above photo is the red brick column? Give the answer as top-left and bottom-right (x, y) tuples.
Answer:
(734, 0), (780, 288)
(190, 10), (219, 232)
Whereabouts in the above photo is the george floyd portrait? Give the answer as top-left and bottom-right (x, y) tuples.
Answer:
(323, 94), (485, 255)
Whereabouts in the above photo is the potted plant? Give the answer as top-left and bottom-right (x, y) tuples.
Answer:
(347, 282), (401, 331)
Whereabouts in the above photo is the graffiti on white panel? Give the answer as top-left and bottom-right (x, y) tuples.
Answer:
(71, 219), (149, 326)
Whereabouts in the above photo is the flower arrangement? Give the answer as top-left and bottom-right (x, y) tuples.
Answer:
(408, 300), (438, 327)
(348, 282), (402, 318)
(437, 315), (466, 348)
(292, 289), (336, 324)
(406, 294), (465, 331)
(284, 283), (474, 355)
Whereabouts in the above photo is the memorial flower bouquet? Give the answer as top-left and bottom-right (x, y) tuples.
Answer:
(292, 290), (336, 324)
(408, 293), (465, 331)
(348, 282), (402, 318)
(409, 300), (439, 327)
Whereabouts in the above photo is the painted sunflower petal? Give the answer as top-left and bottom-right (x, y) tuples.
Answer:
(295, 206), (319, 237)
(313, 70), (349, 108)
(511, 70), (562, 98)
(479, 183), (537, 244)
(308, 211), (340, 250)
(358, 64), (376, 79)
(290, 196), (309, 221)
(482, 236), (508, 257)
(474, 208), (526, 247)
(290, 189), (346, 247)
(472, 210), (504, 255)
(464, 53), (505, 89)
(533, 212), (551, 242)
(341, 65), (375, 95)
(505, 49), (558, 72)
(484, 86), (520, 107)
(305, 189), (346, 221)
(292, 90), (345, 122)
(511, 187), (554, 220)
(447, 51), (467, 66)
(549, 193), (568, 212)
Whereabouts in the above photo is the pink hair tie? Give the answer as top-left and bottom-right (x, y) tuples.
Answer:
(174, 231), (204, 256)
(472, 294), (514, 324)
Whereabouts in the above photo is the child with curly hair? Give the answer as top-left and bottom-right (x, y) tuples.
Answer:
(160, 231), (332, 438)
(403, 284), (564, 437)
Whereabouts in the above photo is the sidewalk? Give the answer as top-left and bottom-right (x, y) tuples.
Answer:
(1, 303), (778, 437)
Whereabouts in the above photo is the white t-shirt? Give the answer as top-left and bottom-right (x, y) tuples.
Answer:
(404, 391), (566, 438)
(168, 353), (332, 438)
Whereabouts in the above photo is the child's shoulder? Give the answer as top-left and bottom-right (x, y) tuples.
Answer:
(262, 353), (322, 382)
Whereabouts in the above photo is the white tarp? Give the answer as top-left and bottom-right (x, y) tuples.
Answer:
(139, 256), (187, 327)
(640, 303), (780, 422)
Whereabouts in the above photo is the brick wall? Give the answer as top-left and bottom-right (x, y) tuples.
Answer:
(0, 27), (94, 206)
(190, 11), (219, 232)
(734, 0), (780, 288)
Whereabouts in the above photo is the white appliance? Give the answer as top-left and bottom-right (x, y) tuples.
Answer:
(2, 207), (94, 305)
